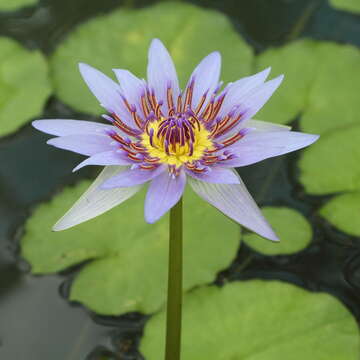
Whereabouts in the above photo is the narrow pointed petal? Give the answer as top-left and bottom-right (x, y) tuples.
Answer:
(73, 150), (131, 172)
(145, 170), (186, 223)
(238, 75), (284, 121)
(216, 118), (291, 141)
(245, 119), (291, 132)
(53, 166), (141, 231)
(147, 39), (180, 111)
(113, 69), (145, 108)
(47, 134), (114, 156)
(185, 167), (239, 184)
(223, 131), (319, 167)
(78, 63), (133, 125)
(101, 165), (165, 189)
(218, 67), (271, 117)
(32, 119), (114, 136)
(189, 176), (278, 241)
(186, 52), (221, 110)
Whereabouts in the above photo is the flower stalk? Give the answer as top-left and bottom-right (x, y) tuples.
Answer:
(165, 197), (183, 360)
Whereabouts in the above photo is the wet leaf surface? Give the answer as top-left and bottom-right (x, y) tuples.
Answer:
(299, 124), (360, 195)
(320, 192), (360, 237)
(254, 40), (360, 133)
(141, 280), (360, 360)
(0, 37), (51, 136)
(243, 207), (312, 255)
(329, 0), (360, 13)
(21, 185), (239, 315)
(50, 2), (253, 116)
(0, 0), (37, 11)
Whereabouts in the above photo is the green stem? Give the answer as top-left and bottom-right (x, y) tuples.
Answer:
(165, 197), (183, 360)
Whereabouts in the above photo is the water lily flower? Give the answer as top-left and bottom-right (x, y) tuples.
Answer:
(33, 39), (318, 240)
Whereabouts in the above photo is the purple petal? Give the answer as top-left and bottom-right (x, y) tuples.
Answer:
(185, 167), (239, 184)
(32, 119), (114, 136)
(101, 165), (165, 189)
(223, 131), (319, 167)
(113, 69), (145, 109)
(189, 175), (278, 241)
(217, 68), (271, 118)
(78, 63), (133, 125)
(73, 150), (132, 172)
(47, 134), (114, 156)
(147, 39), (180, 112)
(53, 166), (141, 231)
(186, 52), (221, 111)
(145, 170), (186, 223)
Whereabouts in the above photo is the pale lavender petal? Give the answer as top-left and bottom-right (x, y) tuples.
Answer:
(235, 75), (284, 121)
(47, 134), (114, 156)
(223, 131), (319, 167)
(186, 52), (221, 111)
(78, 63), (133, 125)
(245, 119), (291, 132)
(189, 175), (278, 241)
(53, 166), (141, 231)
(145, 170), (186, 223)
(101, 165), (165, 189)
(216, 118), (291, 142)
(113, 69), (145, 108)
(217, 68), (271, 118)
(147, 39), (180, 112)
(73, 150), (132, 172)
(32, 119), (114, 136)
(185, 167), (239, 184)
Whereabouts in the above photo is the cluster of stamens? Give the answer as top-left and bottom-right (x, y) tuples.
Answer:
(104, 79), (249, 175)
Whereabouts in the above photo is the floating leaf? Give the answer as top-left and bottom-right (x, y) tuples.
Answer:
(141, 280), (360, 360)
(0, 0), (36, 11)
(21, 181), (239, 315)
(329, 0), (360, 14)
(299, 124), (360, 195)
(0, 37), (51, 136)
(320, 191), (360, 236)
(254, 40), (360, 134)
(243, 207), (312, 255)
(50, 2), (253, 116)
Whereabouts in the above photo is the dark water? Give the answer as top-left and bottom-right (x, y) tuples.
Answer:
(0, 0), (360, 359)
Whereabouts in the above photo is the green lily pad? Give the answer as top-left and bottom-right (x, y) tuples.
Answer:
(50, 2), (253, 116)
(21, 181), (239, 315)
(320, 192), (360, 236)
(141, 280), (360, 360)
(299, 124), (360, 195)
(0, 37), (51, 136)
(254, 40), (360, 134)
(0, 0), (36, 11)
(330, 0), (360, 13)
(243, 207), (312, 255)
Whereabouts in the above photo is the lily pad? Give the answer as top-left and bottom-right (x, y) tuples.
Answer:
(50, 2), (253, 116)
(299, 124), (360, 195)
(320, 192), (360, 236)
(0, 0), (36, 11)
(21, 181), (239, 315)
(0, 37), (51, 136)
(330, 0), (360, 14)
(141, 280), (360, 360)
(243, 207), (312, 255)
(254, 40), (360, 134)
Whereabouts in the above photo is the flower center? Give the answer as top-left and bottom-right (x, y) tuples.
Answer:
(141, 114), (213, 167)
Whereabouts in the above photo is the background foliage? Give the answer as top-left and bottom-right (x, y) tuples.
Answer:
(0, 0), (359, 359)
